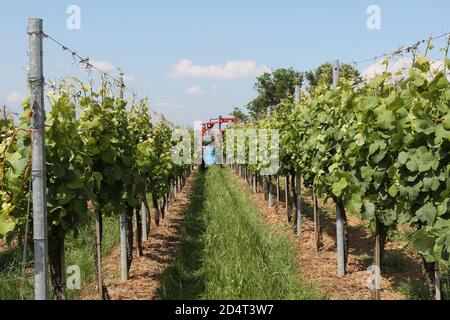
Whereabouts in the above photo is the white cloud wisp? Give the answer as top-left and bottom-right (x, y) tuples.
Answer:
(168, 59), (270, 80)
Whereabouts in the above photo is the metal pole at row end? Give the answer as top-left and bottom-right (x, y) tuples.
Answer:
(28, 17), (49, 301)
(119, 212), (128, 280)
(2, 105), (7, 121)
(332, 60), (340, 89)
(294, 85), (301, 106)
(294, 88), (302, 236)
(332, 59), (345, 277)
(435, 264), (442, 300)
(336, 203), (346, 277)
(141, 202), (148, 241)
(117, 73), (128, 281)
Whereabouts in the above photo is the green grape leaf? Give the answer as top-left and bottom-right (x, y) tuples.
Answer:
(388, 185), (398, 198)
(332, 178), (348, 197)
(416, 202), (437, 224)
(0, 214), (17, 236)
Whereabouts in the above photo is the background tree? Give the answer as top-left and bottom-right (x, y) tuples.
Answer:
(305, 63), (363, 91)
(247, 68), (303, 119)
(230, 107), (249, 123)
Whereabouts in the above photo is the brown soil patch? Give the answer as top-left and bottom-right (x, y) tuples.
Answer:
(230, 171), (424, 300)
(0, 241), (8, 252)
(81, 171), (197, 300)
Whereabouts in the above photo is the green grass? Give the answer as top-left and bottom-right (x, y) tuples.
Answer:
(382, 251), (409, 274)
(0, 247), (33, 300)
(65, 215), (119, 300)
(0, 215), (119, 300)
(399, 281), (433, 300)
(158, 166), (321, 300)
(440, 262), (450, 299)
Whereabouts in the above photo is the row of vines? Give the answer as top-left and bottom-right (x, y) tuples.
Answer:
(0, 78), (191, 299)
(228, 49), (450, 298)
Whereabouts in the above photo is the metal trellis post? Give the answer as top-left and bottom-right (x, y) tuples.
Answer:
(118, 73), (128, 281)
(28, 18), (49, 300)
(332, 60), (345, 277)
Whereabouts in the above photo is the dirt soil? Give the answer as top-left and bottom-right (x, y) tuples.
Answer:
(0, 241), (8, 252)
(230, 172), (425, 300)
(81, 171), (196, 300)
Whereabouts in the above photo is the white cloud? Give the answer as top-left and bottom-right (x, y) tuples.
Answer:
(123, 74), (136, 82)
(53, 59), (135, 81)
(363, 57), (450, 81)
(185, 85), (205, 97)
(6, 91), (25, 103)
(156, 102), (185, 110)
(168, 59), (270, 80)
(90, 59), (115, 73)
(363, 57), (412, 79)
(90, 60), (136, 82)
(54, 60), (66, 69)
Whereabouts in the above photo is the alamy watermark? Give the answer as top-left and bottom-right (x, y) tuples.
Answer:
(66, 264), (81, 290)
(366, 264), (381, 290)
(67, 5), (81, 30)
(366, 5), (381, 30)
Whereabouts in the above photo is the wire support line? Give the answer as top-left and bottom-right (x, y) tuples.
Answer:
(347, 31), (450, 66)
(42, 32), (175, 126)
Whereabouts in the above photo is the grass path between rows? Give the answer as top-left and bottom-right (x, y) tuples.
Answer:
(0, 215), (119, 300)
(157, 166), (321, 300)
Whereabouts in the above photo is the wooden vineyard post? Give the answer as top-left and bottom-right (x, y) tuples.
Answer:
(276, 176), (280, 208)
(435, 264), (442, 300)
(295, 174), (302, 236)
(268, 176), (273, 208)
(285, 175), (291, 222)
(135, 208), (144, 257)
(95, 211), (104, 300)
(332, 59), (345, 277)
(59, 240), (66, 299)
(312, 187), (322, 251)
(263, 176), (267, 200)
(253, 174), (257, 193)
(173, 178), (177, 199)
(142, 201), (148, 241)
(28, 18), (49, 300)
(166, 192), (170, 212)
(374, 219), (382, 300)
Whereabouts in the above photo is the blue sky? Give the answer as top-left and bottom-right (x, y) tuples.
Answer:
(1, 0), (449, 125)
